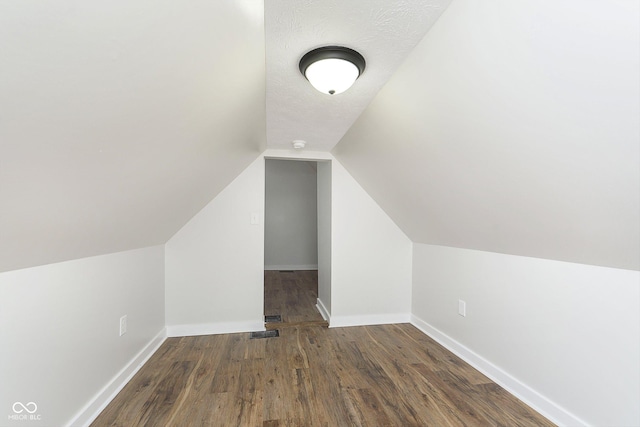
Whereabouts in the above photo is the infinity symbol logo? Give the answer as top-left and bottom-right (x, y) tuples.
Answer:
(12, 402), (37, 414)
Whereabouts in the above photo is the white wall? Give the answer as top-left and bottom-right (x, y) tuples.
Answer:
(168, 148), (412, 330)
(330, 158), (413, 327)
(0, 246), (165, 427)
(316, 160), (332, 318)
(165, 157), (265, 336)
(412, 243), (640, 426)
(264, 159), (318, 270)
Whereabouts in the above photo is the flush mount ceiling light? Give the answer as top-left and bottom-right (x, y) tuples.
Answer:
(299, 46), (366, 95)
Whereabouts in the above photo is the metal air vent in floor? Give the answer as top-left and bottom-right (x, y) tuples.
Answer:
(250, 330), (280, 339)
(265, 314), (282, 323)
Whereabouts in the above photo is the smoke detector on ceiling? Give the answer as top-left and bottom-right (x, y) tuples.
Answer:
(292, 140), (306, 149)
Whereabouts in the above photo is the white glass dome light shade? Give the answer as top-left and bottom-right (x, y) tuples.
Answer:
(304, 58), (360, 95)
(299, 46), (366, 96)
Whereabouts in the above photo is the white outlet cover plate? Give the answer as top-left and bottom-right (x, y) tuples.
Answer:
(458, 300), (466, 317)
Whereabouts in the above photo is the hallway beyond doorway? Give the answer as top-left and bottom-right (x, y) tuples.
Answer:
(264, 270), (328, 329)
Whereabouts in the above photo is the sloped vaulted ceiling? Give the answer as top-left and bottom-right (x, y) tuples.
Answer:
(2, 0), (637, 273)
(333, 0), (640, 270)
(1, 0), (454, 273)
(0, 0), (265, 272)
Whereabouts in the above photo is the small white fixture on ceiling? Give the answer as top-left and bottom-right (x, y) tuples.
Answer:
(299, 46), (366, 95)
(292, 140), (306, 149)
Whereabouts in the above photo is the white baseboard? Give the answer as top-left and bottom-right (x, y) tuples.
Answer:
(316, 298), (330, 321)
(330, 312), (410, 328)
(166, 320), (265, 337)
(410, 315), (588, 427)
(67, 328), (167, 427)
(264, 264), (318, 271)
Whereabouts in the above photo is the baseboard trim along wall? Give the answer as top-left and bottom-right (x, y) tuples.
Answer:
(410, 315), (588, 427)
(316, 298), (330, 322)
(264, 264), (318, 271)
(330, 312), (411, 328)
(67, 328), (167, 427)
(166, 320), (265, 337)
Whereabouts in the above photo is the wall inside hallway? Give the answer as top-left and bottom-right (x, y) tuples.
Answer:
(265, 159), (318, 270)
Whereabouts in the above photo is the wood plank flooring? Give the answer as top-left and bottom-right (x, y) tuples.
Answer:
(91, 324), (555, 427)
(264, 270), (327, 329)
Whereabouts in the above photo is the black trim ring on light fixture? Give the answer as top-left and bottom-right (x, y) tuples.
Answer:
(299, 46), (366, 81)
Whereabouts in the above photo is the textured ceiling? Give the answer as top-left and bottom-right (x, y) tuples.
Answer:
(265, 0), (452, 151)
(334, 0), (640, 270)
(0, 0), (265, 272)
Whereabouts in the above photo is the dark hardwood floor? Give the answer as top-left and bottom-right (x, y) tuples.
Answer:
(264, 270), (327, 329)
(91, 324), (555, 426)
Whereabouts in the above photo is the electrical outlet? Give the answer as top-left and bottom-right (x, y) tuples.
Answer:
(119, 315), (127, 336)
(458, 300), (466, 317)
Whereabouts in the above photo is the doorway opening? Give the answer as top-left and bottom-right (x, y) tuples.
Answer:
(264, 158), (330, 329)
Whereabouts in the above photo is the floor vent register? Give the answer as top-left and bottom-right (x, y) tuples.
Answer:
(265, 315), (282, 323)
(250, 330), (280, 339)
